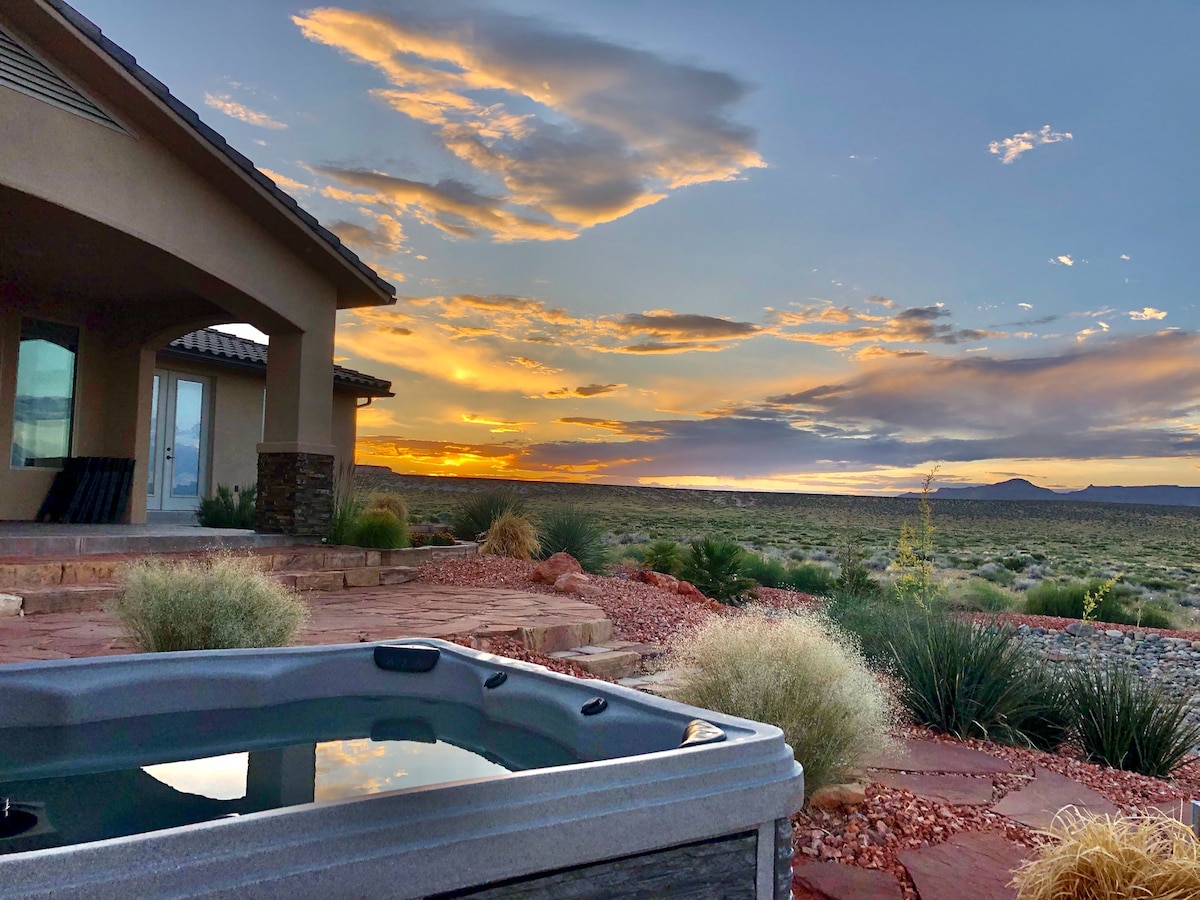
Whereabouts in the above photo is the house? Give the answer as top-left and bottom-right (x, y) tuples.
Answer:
(149, 328), (393, 516)
(0, 0), (396, 533)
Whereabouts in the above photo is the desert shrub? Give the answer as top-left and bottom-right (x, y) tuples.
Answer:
(976, 562), (1017, 586)
(833, 534), (883, 600)
(681, 537), (756, 604)
(537, 505), (608, 573)
(889, 617), (1068, 748)
(1025, 580), (1173, 628)
(114, 554), (308, 652)
(821, 592), (916, 670)
(451, 488), (524, 540)
(366, 492), (408, 522)
(948, 579), (1015, 613)
(666, 610), (897, 796)
(350, 509), (410, 549)
(742, 553), (789, 588)
(195, 484), (257, 529)
(427, 531), (456, 546)
(893, 469), (942, 608)
(328, 464), (367, 546)
(1066, 665), (1200, 778)
(785, 562), (836, 596)
(481, 511), (540, 560)
(642, 539), (683, 576)
(1012, 813), (1200, 900)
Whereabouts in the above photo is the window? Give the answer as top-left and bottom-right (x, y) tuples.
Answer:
(11, 318), (78, 468)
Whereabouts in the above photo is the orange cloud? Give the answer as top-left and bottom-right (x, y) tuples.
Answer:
(204, 93), (286, 129)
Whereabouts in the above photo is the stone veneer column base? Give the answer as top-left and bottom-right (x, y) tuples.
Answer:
(255, 452), (334, 535)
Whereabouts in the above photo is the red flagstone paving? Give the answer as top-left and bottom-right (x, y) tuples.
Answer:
(868, 771), (996, 805)
(792, 859), (904, 900)
(862, 737), (1013, 775)
(0, 583), (610, 664)
(990, 766), (1121, 831)
(898, 831), (1028, 900)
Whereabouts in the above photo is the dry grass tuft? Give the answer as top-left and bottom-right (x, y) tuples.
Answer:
(366, 492), (408, 522)
(481, 511), (540, 560)
(665, 608), (897, 796)
(114, 553), (309, 652)
(1012, 813), (1200, 899)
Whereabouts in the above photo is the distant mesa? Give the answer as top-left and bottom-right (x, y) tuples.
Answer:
(899, 478), (1200, 508)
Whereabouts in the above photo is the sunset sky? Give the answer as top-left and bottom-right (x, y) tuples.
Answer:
(79, 1), (1199, 494)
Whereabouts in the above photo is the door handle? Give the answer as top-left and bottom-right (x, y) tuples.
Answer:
(165, 447), (174, 461)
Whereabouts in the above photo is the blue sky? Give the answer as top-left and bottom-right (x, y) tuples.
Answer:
(76, 0), (1199, 492)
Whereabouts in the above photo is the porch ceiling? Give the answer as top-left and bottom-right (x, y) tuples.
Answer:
(0, 184), (291, 343)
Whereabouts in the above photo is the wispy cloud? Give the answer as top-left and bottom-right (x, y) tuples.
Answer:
(1075, 321), (1110, 342)
(258, 168), (310, 192)
(544, 383), (625, 398)
(204, 93), (287, 129)
(293, 6), (763, 241)
(771, 302), (1002, 347)
(1050, 254), (1075, 266)
(1129, 307), (1167, 321)
(988, 124), (1072, 164)
(328, 208), (406, 254)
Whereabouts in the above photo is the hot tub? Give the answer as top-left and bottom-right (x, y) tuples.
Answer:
(0, 640), (802, 898)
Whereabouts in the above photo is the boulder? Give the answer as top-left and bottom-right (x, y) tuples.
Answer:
(807, 783), (867, 810)
(0, 593), (21, 617)
(638, 570), (681, 591)
(675, 580), (709, 602)
(553, 572), (591, 593)
(575, 584), (604, 599)
(531, 552), (583, 584)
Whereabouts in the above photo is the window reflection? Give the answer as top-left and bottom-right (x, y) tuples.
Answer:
(171, 379), (203, 496)
(11, 318), (78, 468)
(148, 375), (160, 496)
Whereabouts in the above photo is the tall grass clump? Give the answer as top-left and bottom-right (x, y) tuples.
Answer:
(1066, 665), (1200, 778)
(196, 484), (257, 529)
(1012, 813), (1200, 900)
(481, 511), (540, 560)
(536, 505), (608, 573)
(1024, 578), (1173, 629)
(948, 579), (1015, 613)
(350, 508), (409, 549)
(328, 463), (368, 546)
(681, 537), (756, 604)
(666, 610), (897, 796)
(451, 488), (524, 540)
(114, 554), (308, 652)
(642, 539), (683, 576)
(890, 616), (1069, 749)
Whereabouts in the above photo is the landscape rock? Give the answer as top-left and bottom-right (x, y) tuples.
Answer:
(898, 831), (1028, 900)
(637, 570), (680, 592)
(531, 553), (583, 584)
(0, 593), (21, 617)
(674, 580), (707, 601)
(553, 572), (590, 593)
(793, 860), (904, 900)
(808, 783), (867, 810)
(575, 584), (604, 598)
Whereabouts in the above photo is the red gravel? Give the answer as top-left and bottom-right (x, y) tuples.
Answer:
(420, 556), (717, 645)
(448, 634), (599, 680)
(967, 611), (1200, 643)
(750, 586), (823, 612)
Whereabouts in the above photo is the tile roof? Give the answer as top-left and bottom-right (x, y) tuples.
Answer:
(43, 0), (395, 303)
(166, 329), (394, 397)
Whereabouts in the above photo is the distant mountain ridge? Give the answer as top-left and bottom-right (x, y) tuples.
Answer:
(898, 478), (1200, 508)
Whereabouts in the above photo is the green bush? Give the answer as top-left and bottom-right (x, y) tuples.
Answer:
(822, 592), (916, 669)
(481, 511), (540, 559)
(666, 610), (897, 796)
(742, 553), (789, 588)
(833, 534), (883, 600)
(451, 488), (524, 540)
(350, 509), (410, 549)
(785, 562), (836, 596)
(889, 616), (1069, 748)
(195, 484), (257, 529)
(642, 539), (683, 576)
(1024, 580), (1173, 628)
(1067, 665), (1200, 778)
(114, 554), (308, 652)
(537, 505), (608, 573)
(948, 579), (1015, 613)
(328, 465), (368, 546)
(681, 537), (756, 604)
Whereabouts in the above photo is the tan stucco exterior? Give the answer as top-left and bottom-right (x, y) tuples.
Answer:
(0, 2), (393, 526)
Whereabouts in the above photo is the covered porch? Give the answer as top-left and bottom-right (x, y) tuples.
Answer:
(0, 0), (395, 534)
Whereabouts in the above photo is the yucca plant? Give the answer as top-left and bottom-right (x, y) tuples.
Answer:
(681, 537), (755, 605)
(889, 616), (1067, 748)
(451, 488), (524, 540)
(1066, 665), (1200, 778)
(536, 505), (608, 573)
(642, 539), (684, 576)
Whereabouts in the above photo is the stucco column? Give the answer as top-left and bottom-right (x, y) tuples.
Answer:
(256, 317), (337, 534)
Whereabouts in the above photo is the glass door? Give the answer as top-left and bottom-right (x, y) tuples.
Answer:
(147, 370), (211, 512)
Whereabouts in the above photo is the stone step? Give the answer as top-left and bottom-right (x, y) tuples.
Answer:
(8, 565), (425, 617)
(0, 544), (476, 595)
(547, 638), (664, 680)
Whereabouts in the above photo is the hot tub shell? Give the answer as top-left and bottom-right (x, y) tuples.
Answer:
(0, 640), (802, 898)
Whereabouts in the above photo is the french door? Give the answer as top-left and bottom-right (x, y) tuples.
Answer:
(147, 370), (211, 511)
